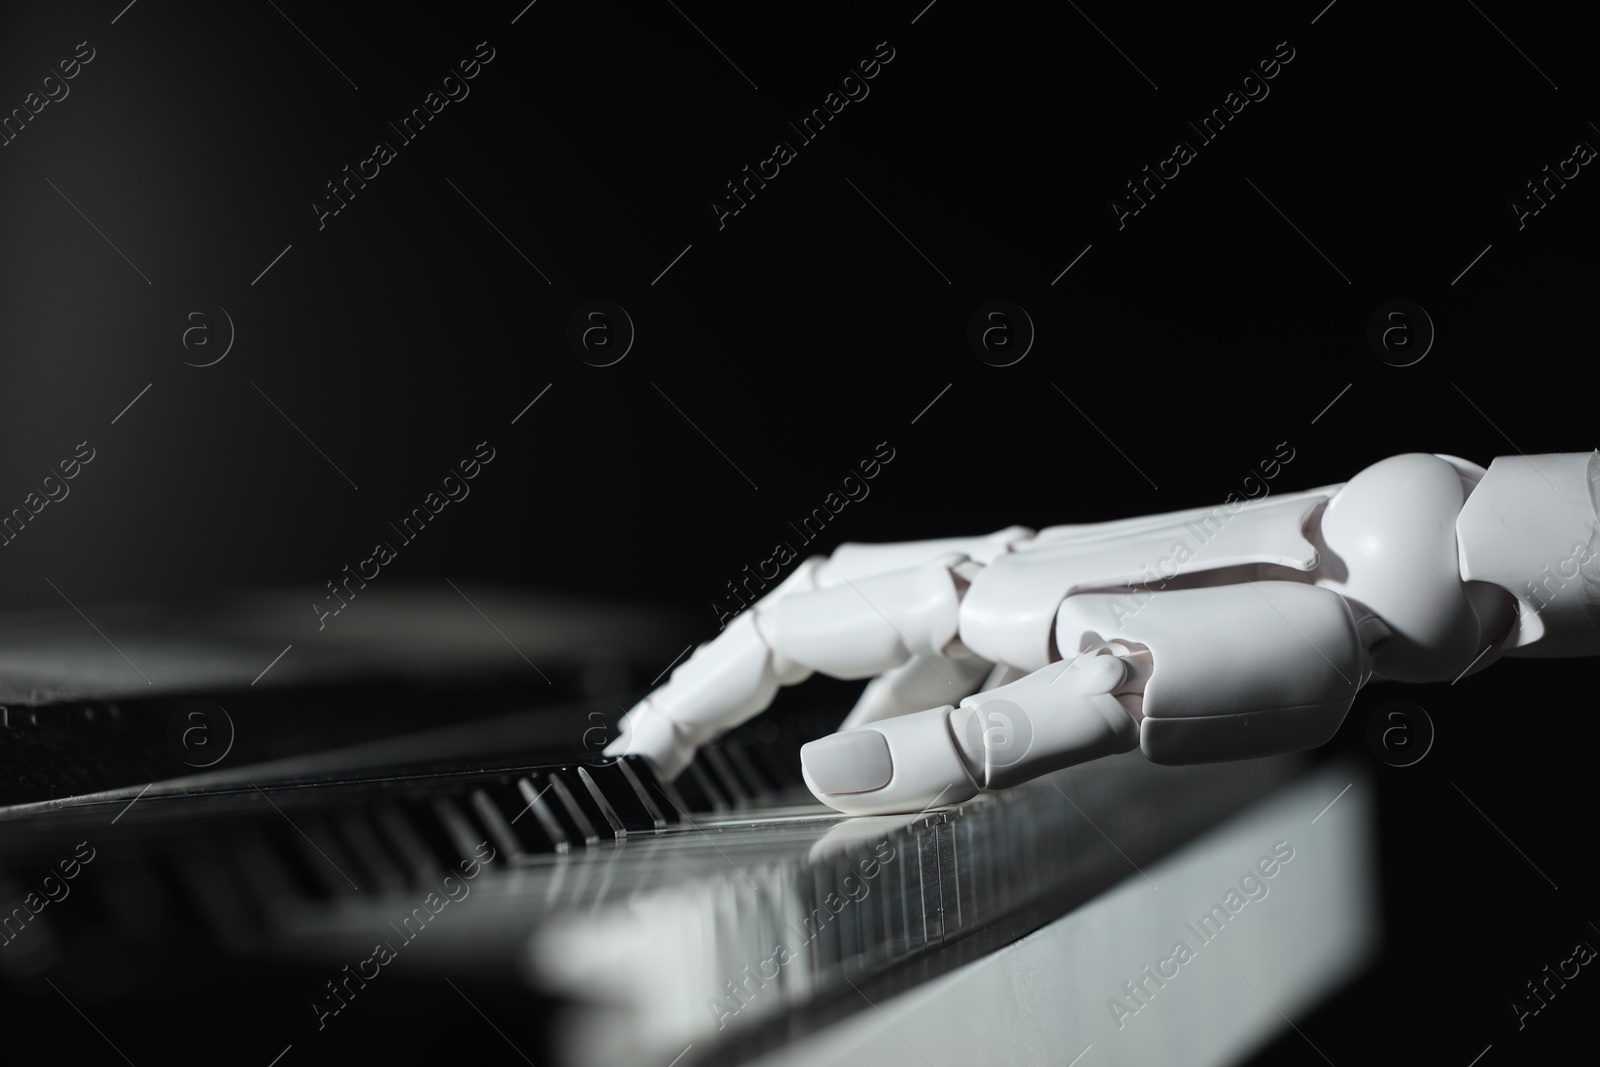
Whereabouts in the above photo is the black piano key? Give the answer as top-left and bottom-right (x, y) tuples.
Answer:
(432, 794), (492, 864)
(681, 759), (730, 813)
(740, 728), (806, 795)
(480, 777), (562, 854)
(172, 847), (263, 952)
(227, 830), (306, 917)
(371, 801), (446, 884)
(734, 734), (787, 790)
(332, 809), (409, 895)
(594, 759), (668, 831)
(546, 766), (624, 844)
(469, 787), (530, 862)
(544, 772), (600, 846)
(516, 775), (571, 853)
(702, 745), (753, 809)
(627, 756), (696, 820)
(394, 796), (469, 871)
(574, 767), (627, 837)
(244, 822), (336, 903)
(288, 814), (363, 897)
(97, 859), (190, 944)
(720, 738), (775, 799)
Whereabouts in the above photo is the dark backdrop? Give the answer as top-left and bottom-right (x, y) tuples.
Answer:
(0, 1), (1594, 1063)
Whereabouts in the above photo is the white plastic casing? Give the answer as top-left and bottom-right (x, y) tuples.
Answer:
(1314, 453), (1500, 682)
(817, 527), (1035, 584)
(762, 554), (966, 677)
(800, 706), (981, 816)
(1055, 581), (1365, 764)
(950, 653), (1139, 788)
(798, 654), (1142, 814)
(1456, 451), (1600, 657)
(957, 489), (1331, 672)
(630, 452), (1600, 812)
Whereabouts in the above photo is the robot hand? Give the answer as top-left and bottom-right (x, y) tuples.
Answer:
(607, 452), (1600, 814)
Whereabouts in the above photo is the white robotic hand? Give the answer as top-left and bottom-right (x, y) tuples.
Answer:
(606, 452), (1600, 814)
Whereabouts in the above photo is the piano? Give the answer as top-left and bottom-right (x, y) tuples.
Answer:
(0, 585), (1378, 1066)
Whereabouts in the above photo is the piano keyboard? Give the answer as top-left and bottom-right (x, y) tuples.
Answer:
(0, 695), (1306, 1067)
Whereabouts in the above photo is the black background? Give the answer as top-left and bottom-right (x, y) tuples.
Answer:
(0, 1), (1594, 1063)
